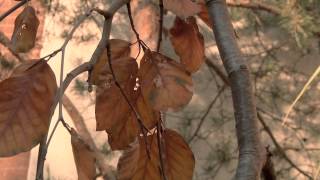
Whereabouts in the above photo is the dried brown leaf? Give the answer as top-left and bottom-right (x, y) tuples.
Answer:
(107, 112), (139, 150)
(170, 16), (205, 73)
(95, 74), (137, 131)
(163, 0), (201, 18)
(0, 60), (57, 157)
(117, 129), (195, 180)
(197, 3), (213, 27)
(71, 131), (96, 180)
(89, 39), (131, 85)
(136, 92), (159, 130)
(139, 51), (193, 111)
(11, 6), (39, 53)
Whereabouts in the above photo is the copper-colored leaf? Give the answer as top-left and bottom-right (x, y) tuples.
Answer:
(0, 60), (57, 157)
(95, 75), (137, 131)
(107, 112), (139, 150)
(163, 0), (201, 18)
(71, 130), (96, 180)
(117, 129), (195, 180)
(11, 6), (39, 53)
(89, 39), (131, 85)
(198, 3), (212, 27)
(170, 16), (205, 73)
(117, 141), (140, 179)
(139, 50), (193, 111)
(136, 93), (159, 129)
(107, 93), (160, 150)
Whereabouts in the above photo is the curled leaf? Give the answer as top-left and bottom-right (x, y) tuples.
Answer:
(71, 130), (96, 180)
(163, 0), (201, 18)
(11, 6), (39, 53)
(139, 50), (193, 111)
(117, 129), (195, 180)
(170, 16), (205, 73)
(0, 60), (57, 157)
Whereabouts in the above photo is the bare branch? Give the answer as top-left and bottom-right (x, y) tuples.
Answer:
(0, 0), (30, 21)
(0, 32), (25, 62)
(227, 1), (281, 15)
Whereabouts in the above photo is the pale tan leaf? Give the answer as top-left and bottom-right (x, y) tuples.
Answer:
(89, 39), (131, 85)
(0, 60), (57, 157)
(11, 6), (39, 53)
(71, 130), (96, 180)
(139, 50), (193, 111)
(170, 16), (205, 73)
(163, 0), (201, 18)
(117, 129), (195, 180)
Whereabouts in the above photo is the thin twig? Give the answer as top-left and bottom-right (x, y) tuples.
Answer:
(0, 0), (30, 21)
(257, 112), (312, 179)
(105, 43), (150, 155)
(156, 0), (163, 52)
(156, 122), (167, 180)
(126, 2), (149, 56)
(188, 85), (226, 143)
(206, 46), (312, 179)
(0, 32), (25, 62)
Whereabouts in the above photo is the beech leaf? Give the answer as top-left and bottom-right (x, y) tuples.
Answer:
(139, 50), (193, 111)
(163, 0), (201, 18)
(89, 39), (131, 85)
(170, 16), (205, 73)
(197, 3), (213, 27)
(71, 130), (96, 180)
(95, 74), (137, 131)
(117, 129), (195, 180)
(0, 60), (57, 157)
(11, 6), (39, 53)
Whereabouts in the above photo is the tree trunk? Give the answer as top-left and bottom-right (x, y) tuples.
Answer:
(205, 0), (265, 179)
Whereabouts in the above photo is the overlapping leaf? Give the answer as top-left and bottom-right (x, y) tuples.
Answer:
(11, 6), (39, 53)
(89, 39), (131, 86)
(163, 0), (201, 18)
(94, 51), (139, 150)
(95, 74), (137, 131)
(107, 91), (160, 150)
(170, 16), (205, 73)
(136, 93), (159, 129)
(71, 130), (96, 180)
(117, 129), (195, 180)
(0, 60), (57, 157)
(197, 2), (213, 27)
(139, 50), (193, 111)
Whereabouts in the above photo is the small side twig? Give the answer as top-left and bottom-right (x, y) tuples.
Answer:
(0, 0), (30, 21)
(156, 0), (163, 52)
(188, 85), (226, 143)
(257, 112), (312, 179)
(156, 122), (167, 180)
(105, 43), (150, 156)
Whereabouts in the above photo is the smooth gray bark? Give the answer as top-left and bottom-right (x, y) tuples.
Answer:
(205, 0), (265, 179)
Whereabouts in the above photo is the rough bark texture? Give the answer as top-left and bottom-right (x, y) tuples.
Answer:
(205, 0), (265, 179)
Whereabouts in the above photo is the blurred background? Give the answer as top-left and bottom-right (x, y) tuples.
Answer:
(0, 0), (319, 179)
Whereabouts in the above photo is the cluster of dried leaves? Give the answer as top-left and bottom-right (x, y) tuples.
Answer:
(0, 0), (214, 179)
